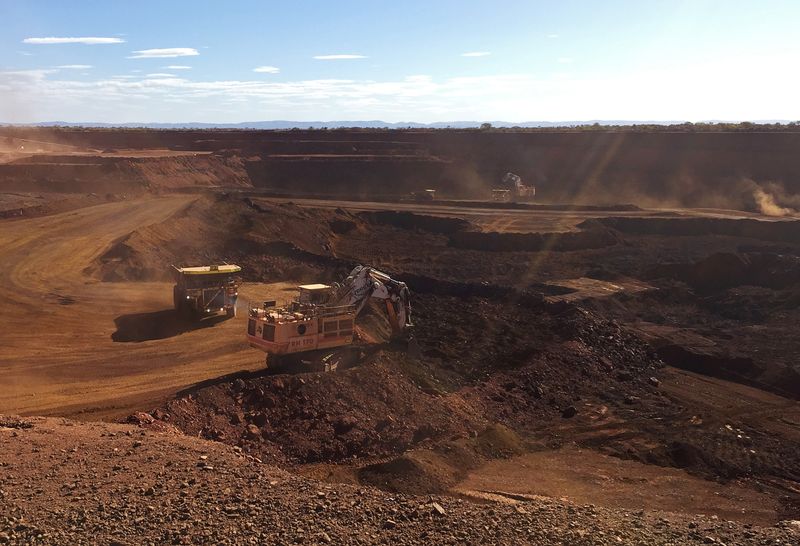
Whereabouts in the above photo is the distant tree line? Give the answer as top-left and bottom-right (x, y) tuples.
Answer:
(2, 121), (800, 134)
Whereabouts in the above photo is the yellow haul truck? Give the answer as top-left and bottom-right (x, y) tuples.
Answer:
(173, 264), (241, 319)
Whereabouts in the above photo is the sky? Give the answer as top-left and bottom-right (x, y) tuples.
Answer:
(1, 0), (799, 124)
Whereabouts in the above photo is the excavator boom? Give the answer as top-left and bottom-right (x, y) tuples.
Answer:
(330, 265), (412, 332)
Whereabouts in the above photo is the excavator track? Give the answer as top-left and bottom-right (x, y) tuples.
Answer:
(265, 345), (366, 374)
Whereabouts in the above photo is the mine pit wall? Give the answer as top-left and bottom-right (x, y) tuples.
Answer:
(248, 139), (426, 155)
(426, 131), (800, 207)
(242, 131), (800, 204)
(656, 344), (800, 401)
(0, 162), (136, 194)
(5, 128), (800, 207)
(356, 210), (470, 234)
(243, 157), (455, 198)
(0, 154), (252, 194)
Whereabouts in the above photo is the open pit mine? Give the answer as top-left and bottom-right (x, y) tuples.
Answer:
(2, 126), (800, 545)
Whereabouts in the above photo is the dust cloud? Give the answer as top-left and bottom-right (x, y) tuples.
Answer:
(0, 72), (35, 126)
(592, 175), (800, 216)
(741, 179), (800, 217)
(753, 187), (796, 217)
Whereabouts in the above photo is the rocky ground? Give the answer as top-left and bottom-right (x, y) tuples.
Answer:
(2, 416), (799, 545)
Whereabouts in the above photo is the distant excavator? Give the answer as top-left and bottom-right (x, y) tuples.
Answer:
(246, 265), (412, 371)
(492, 172), (536, 202)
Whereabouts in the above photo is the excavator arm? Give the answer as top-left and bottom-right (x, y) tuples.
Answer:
(331, 265), (412, 334)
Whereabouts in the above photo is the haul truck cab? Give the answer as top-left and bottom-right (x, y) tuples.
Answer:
(172, 264), (241, 319)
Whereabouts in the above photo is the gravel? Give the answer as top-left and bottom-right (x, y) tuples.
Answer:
(2, 416), (798, 545)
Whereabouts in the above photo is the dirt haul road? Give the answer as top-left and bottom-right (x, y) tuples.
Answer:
(257, 196), (792, 233)
(0, 196), (283, 419)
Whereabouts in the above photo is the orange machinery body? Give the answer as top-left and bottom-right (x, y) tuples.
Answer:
(246, 284), (356, 356)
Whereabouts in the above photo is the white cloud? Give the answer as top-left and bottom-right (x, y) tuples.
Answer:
(4, 54), (800, 124)
(547, 34), (559, 39)
(313, 54), (367, 60)
(23, 37), (125, 45)
(57, 64), (93, 69)
(146, 73), (176, 78)
(253, 66), (280, 74)
(461, 51), (491, 57)
(0, 69), (58, 79)
(164, 65), (192, 70)
(128, 48), (199, 59)
(18, 51), (34, 56)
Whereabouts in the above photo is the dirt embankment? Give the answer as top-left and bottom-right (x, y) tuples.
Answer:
(88, 195), (358, 283)
(581, 246), (800, 400)
(356, 211), (470, 234)
(0, 192), (117, 220)
(653, 343), (800, 399)
(244, 155), (456, 199)
(590, 216), (800, 243)
(614, 251), (800, 399)
(448, 228), (619, 252)
(649, 252), (800, 292)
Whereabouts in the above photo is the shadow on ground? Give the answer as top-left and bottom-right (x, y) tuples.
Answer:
(173, 343), (388, 398)
(174, 368), (274, 398)
(112, 309), (229, 342)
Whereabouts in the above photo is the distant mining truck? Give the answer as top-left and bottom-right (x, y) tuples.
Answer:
(402, 189), (437, 202)
(172, 264), (241, 319)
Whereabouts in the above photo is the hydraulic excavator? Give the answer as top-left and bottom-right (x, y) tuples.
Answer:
(246, 265), (413, 371)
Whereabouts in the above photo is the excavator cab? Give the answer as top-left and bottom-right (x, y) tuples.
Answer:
(297, 284), (333, 305)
